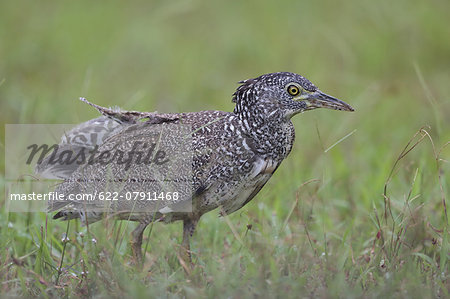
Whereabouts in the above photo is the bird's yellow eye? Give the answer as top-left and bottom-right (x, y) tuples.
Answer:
(287, 84), (300, 96)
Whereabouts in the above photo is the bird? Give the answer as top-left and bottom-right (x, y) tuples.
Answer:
(38, 72), (354, 265)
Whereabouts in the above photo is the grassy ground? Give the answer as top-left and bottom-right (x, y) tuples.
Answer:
(1, 0), (449, 297)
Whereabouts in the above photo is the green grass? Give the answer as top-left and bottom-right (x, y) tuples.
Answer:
(1, 0), (449, 297)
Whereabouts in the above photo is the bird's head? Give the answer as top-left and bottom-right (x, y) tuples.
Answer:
(232, 72), (354, 119)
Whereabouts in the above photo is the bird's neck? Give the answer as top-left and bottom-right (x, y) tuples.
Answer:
(234, 99), (288, 128)
(233, 101), (296, 159)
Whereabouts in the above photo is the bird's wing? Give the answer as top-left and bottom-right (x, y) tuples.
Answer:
(35, 117), (123, 179)
(35, 144), (90, 179)
(49, 119), (192, 216)
(35, 99), (180, 179)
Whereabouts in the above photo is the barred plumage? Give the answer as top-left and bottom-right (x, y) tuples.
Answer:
(39, 72), (354, 264)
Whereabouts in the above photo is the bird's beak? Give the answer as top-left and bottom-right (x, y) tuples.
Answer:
(303, 90), (354, 112)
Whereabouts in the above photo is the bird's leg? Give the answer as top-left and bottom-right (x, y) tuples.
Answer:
(179, 218), (197, 267)
(131, 222), (148, 266)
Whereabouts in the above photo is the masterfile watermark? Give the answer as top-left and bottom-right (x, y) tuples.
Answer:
(9, 191), (180, 202)
(5, 123), (193, 213)
(28, 141), (170, 172)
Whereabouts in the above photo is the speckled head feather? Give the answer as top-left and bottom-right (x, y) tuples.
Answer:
(232, 72), (317, 103)
(231, 72), (319, 119)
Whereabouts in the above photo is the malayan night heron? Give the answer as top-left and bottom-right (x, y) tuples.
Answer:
(39, 72), (354, 265)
